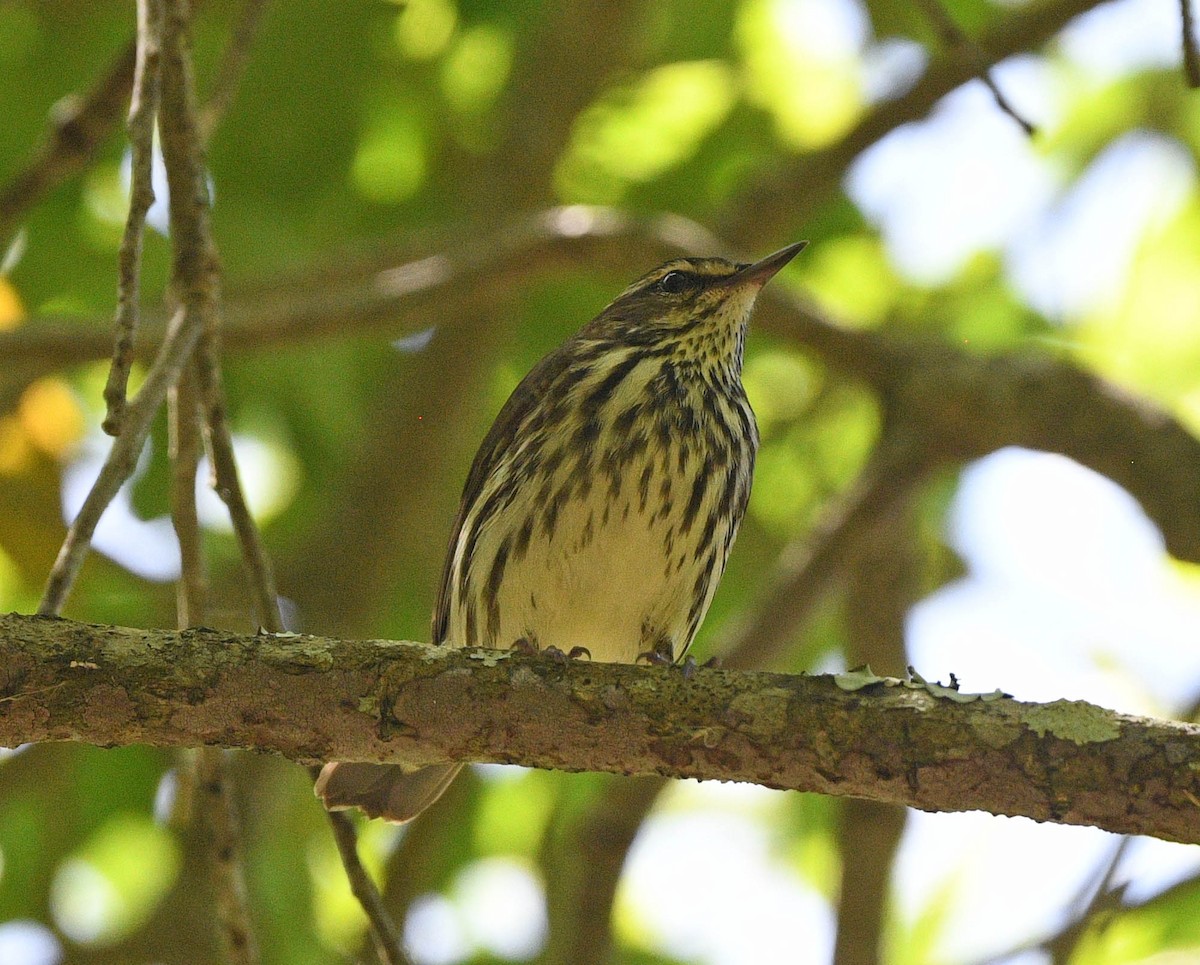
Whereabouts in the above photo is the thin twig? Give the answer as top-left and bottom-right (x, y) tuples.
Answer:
(169, 365), (207, 622)
(1041, 838), (1131, 965)
(0, 40), (138, 247)
(37, 306), (202, 616)
(168, 370), (204, 610)
(102, 0), (165, 436)
(155, 0), (282, 634)
(198, 0), (270, 142)
(1183, 0), (1200, 88)
(913, 0), (1036, 135)
(324, 801), (413, 965)
(171, 366), (261, 965)
(194, 341), (283, 631)
(157, 3), (263, 961)
(196, 750), (262, 965)
(154, 3), (395, 957)
(972, 838), (1132, 965)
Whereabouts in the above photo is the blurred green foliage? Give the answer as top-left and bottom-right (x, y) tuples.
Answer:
(2, 0), (1200, 962)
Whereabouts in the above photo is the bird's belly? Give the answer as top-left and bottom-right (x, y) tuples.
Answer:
(483, 463), (721, 664)
(505, 524), (655, 661)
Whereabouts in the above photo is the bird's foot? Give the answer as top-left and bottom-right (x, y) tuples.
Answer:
(511, 638), (591, 663)
(637, 643), (720, 679)
(678, 654), (722, 679)
(543, 645), (592, 663)
(636, 645), (674, 667)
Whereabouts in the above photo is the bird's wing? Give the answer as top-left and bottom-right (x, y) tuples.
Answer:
(431, 341), (581, 645)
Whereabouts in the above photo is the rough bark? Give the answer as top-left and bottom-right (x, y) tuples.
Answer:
(2, 613), (1198, 845)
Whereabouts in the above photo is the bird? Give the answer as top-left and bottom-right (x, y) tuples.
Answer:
(315, 241), (806, 822)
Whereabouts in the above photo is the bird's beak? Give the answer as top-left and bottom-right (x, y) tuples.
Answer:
(732, 241), (808, 288)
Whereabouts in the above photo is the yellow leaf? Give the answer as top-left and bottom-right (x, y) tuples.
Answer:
(0, 416), (34, 475)
(17, 378), (85, 459)
(0, 276), (25, 329)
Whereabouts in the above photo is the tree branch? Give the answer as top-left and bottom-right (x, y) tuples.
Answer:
(323, 805), (411, 965)
(101, 0), (163, 436)
(911, 0), (1036, 135)
(833, 490), (916, 965)
(197, 0), (270, 142)
(719, 0), (1106, 245)
(12, 206), (1200, 568)
(2, 613), (1198, 845)
(0, 40), (137, 248)
(1181, 0), (1200, 89)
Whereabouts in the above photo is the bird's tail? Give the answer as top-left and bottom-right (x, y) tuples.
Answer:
(314, 761), (463, 824)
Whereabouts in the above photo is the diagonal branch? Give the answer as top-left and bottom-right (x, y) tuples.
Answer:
(911, 0), (1037, 135)
(13, 205), (1200, 569)
(198, 0), (271, 142)
(0, 40), (138, 247)
(718, 0), (1107, 246)
(35, 303), (202, 616)
(2, 612), (1199, 846)
(324, 805), (411, 965)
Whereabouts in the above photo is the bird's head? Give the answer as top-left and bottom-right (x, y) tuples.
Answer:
(585, 242), (807, 367)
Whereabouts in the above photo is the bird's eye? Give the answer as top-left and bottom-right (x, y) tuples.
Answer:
(658, 271), (690, 294)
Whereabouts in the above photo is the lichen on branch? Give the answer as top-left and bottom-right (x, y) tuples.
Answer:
(2, 612), (1198, 844)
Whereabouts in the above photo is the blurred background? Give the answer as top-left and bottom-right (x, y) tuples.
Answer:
(2, 0), (1200, 962)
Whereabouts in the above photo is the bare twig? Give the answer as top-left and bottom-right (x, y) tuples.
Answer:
(172, 367), (262, 965)
(198, 0), (270, 141)
(196, 749), (262, 965)
(971, 838), (1132, 965)
(155, 8), (391, 959)
(913, 0), (1036, 135)
(722, 0), (1106, 246)
(155, 0), (280, 633)
(37, 306), (202, 616)
(102, 0), (165, 436)
(156, 4), (263, 960)
(324, 803), (413, 965)
(0, 41), (137, 247)
(170, 366), (207, 622)
(1043, 838), (1132, 964)
(195, 342), (283, 631)
(1183, 0), (1200, 88)
(373, 772), (478, 936)
(155, 5), (394, 957)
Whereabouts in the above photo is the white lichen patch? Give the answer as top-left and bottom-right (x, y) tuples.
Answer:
(463, 648), (511, 667)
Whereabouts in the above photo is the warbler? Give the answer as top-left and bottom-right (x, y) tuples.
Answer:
(316, 241), (805, 822)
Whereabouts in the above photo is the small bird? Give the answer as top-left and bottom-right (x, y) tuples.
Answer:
(316, 241), (805, 822)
